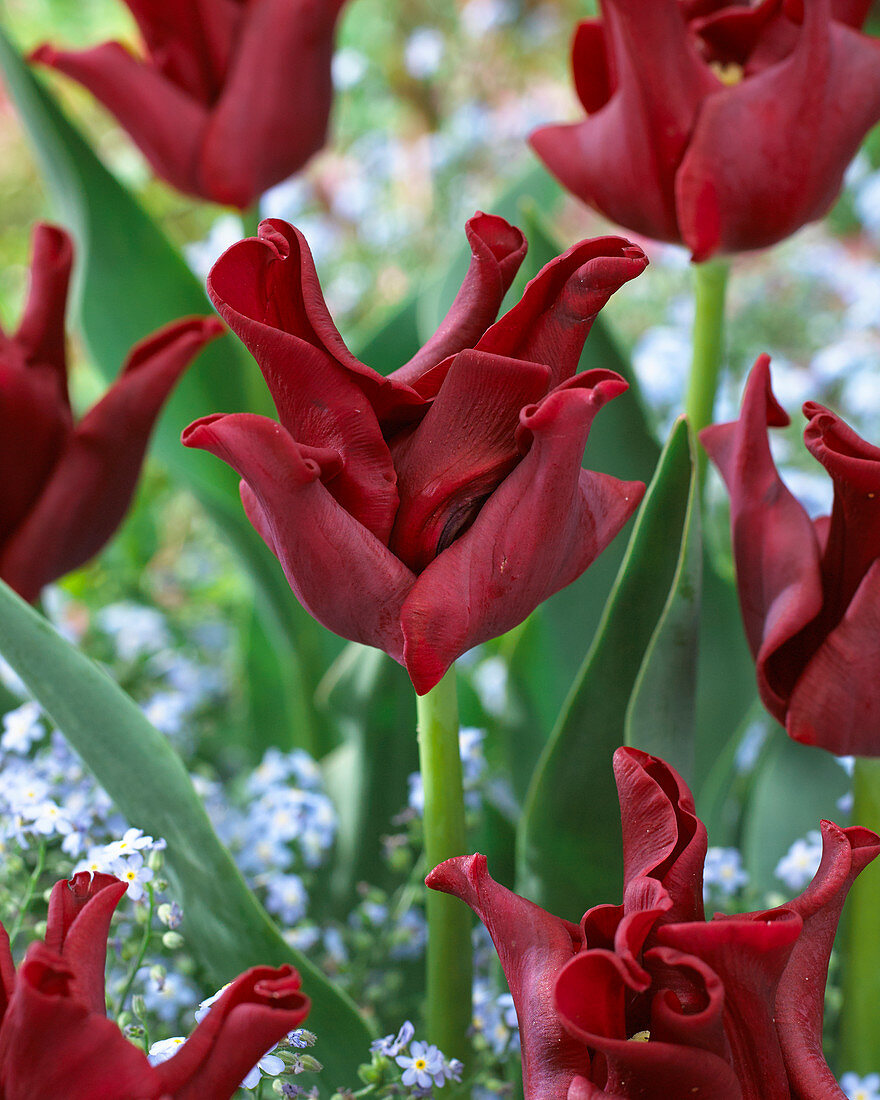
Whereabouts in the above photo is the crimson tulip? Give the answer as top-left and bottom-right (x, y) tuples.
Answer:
(428, 746), (879, 1100)
(530, 0), (880, 261)
(0, 872), (310, 1100)
(0, 223), (221, 603)
(183, 213), (647, 694)
(701, 354), (880, 755)
(31, 0), (348, 208)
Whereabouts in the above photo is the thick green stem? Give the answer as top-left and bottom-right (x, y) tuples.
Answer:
(416, 668), (472, 1063)
(839, 758), (880, 1071)
(684, 258), (730, 454)
(240, 203), (262, 239)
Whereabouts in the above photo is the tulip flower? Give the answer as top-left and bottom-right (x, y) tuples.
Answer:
(428, 746), (879, 1100)
(530, 0), (880, 260)
(183, 213), (648, 694)
(0, 872), (310, 1100)
(31, 0), (349, 208)
(700, 354), (880, 756)
(0, 223), (221, 603)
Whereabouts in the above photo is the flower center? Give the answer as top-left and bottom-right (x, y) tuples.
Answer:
(710, 60), (744, 85)
(628, 1030), (650, 1042)
(414, 1058), (427, 1070)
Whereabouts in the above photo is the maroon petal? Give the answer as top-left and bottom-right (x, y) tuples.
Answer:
(475, 237), (649, 388)
(393, 213), (528, 386)
(182, 412), (414, 663)
(613, 747), (707, 927)
(699, 356), (824, 722)
(676, 0), (880, 258)
(30, 42), (208, 199)
(785, 559), (880, 753)
(44, 873), (128, 1016)
(572, 20), (614, 113)
(803, 401), (880, 619)
(202, 0), (347, 207)
(401, 371), (643, 694)
(530, 2), (715, 245)
(0, 317), (219, 602)
(0, 356), (71, 549)
(207, 219), (417, 540)
(124, 0), (243, 104)
(0, 924), (14, 1025)
(775, 820), (880, 1097)
(14, 223), (73, 395)
(555, 945), (742, 1099)
(658, 912), (801, 1098)
(155, 965), (309, 1098)
(0, 944), (160, 1100)
(426, 854), (587, 1100)
(389, 349), (550, 573)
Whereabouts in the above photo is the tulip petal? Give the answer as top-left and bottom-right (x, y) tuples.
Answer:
(30, 41), (208, 198)
(0, 925), (13, 1023)
(202, 0), (345, 206)
(389, 349), (550, 573)
(0, 356), (71, 548)
(14, 223), (72, 396)
(572, 20), (614, 113)
(803, 400), (880, 619)
(475, 237), (649, 388)
(0, 317), (219, 602)
(613, 747), (707, 927)
(155, 965), (309, 1098)
(774, 820), (880, 1097)
(785, 559), (880, 753)
(676, 0), (880, 257)
(0, 945), (160, 1100)
(401, 371), (643, 693)
(426, 854), (587, 1100)
(182, 412), (415, 662)
(394, 213), (528, 386)
(699, 356), (824, 723)
(658, 913), (801, 1099)
(123, 0), (243, 103)
(207, 219), (420, 539)
(44, 873), (128, 1016)
(530, 1), (715, 244)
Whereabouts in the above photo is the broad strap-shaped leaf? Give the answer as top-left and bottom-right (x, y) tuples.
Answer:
(0, 577), (372, 1082)
(625, 418), (701, 780)
(517, 418), (697, 919)
(0, 25), (339, 749)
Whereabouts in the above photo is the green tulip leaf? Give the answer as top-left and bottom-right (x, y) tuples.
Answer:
(317, 644), (418, 912)
(0, 27), (336, 749)
(0, 577), (373, 1083)
(518, 417), (697, 918)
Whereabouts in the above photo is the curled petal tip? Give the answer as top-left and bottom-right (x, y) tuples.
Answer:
(28, 43), (58, 66)
(425, 853), (487, 893)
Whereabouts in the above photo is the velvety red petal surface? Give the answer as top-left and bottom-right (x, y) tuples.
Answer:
(700, 356), (824, 721)
(182, 412), (415, 662)
(0, 317), (219, 603)
(676, 0), (880, 257)
(154, 965), (309, 1098)
(476, 237), (648, 389)
(202, 0), (346, 206)
(31, 42), (207, 198)
(0, 945), (162, 1100)
(426, 854), (587, 1100)
(43, 873), (128, 1016)
(400, 371), (644, 693)
(530, 0), (716, 245)
(393, 212), (528, 385)
(13, 223), (72, 395)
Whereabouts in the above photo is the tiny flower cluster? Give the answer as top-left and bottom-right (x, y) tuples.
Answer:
(74, 826), (166, 902)
(365, 1021), (463, 1097)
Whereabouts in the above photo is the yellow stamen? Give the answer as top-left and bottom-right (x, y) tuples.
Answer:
(710, 60), (745, 86)
(629, 1030), (651, 1042)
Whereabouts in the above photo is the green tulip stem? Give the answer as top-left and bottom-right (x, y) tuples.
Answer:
(684, 258), (730, 459)
(416, 667), (472, 1063)
(840, 757), (880, 1070)
(240, 203), (262, 239)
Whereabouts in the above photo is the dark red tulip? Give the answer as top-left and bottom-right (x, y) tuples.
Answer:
(530, 0), (880, 261)
(0, 223), (221, 603)
(31, 0), (348, 208)
(183, 213), (647, 694)
(428, 747), (879, 1099)
(701, 354), (880, 755)
(0, 873), (310, 1100)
